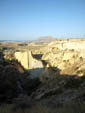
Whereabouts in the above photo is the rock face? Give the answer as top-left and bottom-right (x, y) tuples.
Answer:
(15, 51), (29, 69)
(48, 39), (85, 51)
(0, 39), (85, 112)
(41, 39), (85, 76)
(14, 39), (85, 77)
(15, 51), (44, 70)
(63, 42), (85, 50)
(14, 50), (44, 78)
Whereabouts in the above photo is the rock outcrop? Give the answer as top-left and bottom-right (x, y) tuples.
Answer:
(48, 39), (85, 51)
(41, 39), (85, 76)
(15, 51), (29, 70)
(15, 51), (44, 70)
(14, 50), (44, 78)
(14, 39), (85, 77)
(0, 39), (85, 113)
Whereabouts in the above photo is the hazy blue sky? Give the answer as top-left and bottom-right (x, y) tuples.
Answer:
(0, 0), (85, 40)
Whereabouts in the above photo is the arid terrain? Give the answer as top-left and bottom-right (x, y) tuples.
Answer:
(0, 38), (85, 113)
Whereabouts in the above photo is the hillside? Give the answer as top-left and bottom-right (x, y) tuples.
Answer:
(0, 39), (85, 113)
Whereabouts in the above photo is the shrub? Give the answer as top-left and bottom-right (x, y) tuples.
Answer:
(13, 94), (32, 110)
(64, 77), (82, 88)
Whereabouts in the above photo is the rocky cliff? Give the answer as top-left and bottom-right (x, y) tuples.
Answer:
(14, 39), (85, 77)
(48, 39), (85, 51)
(0, 40), (85, 113)
(14, 50), (44, 78)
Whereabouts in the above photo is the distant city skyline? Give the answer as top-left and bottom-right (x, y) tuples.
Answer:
(0, 0), (85, 40)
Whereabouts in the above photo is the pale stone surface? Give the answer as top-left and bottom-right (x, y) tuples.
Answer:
(41, 39), (85, 76)
(14, 39), (85, 77)
(48, 40), (85, 51)
(62, 52), (78, 61)
(15, 51), (44, 70)
(15, 51), (29, 70)
(79, 50), (85, 58)
(63, 42), (85, 51)
(15, 50), (44, 78)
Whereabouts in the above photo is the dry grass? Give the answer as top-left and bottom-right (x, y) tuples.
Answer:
(0, 100), (85, 113)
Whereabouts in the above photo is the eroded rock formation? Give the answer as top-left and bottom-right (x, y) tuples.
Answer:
(15, 50), (44, 69)
(14, 39), (85, 77)
(14, 50), (44, 78)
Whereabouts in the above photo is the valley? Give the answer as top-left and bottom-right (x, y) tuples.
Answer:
(0, 38), (85, 113)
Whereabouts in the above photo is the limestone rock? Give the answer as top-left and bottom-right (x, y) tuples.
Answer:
(62, 51), (78, 61)
(15, 50), (44, 69)
(14, 50), (44, 78)
(15, 51), (29, 70)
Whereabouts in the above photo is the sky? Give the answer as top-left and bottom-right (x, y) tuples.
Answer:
(0, 0), (85, 40)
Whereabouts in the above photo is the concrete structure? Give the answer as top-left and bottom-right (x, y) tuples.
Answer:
(15, 50), (44, 70)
